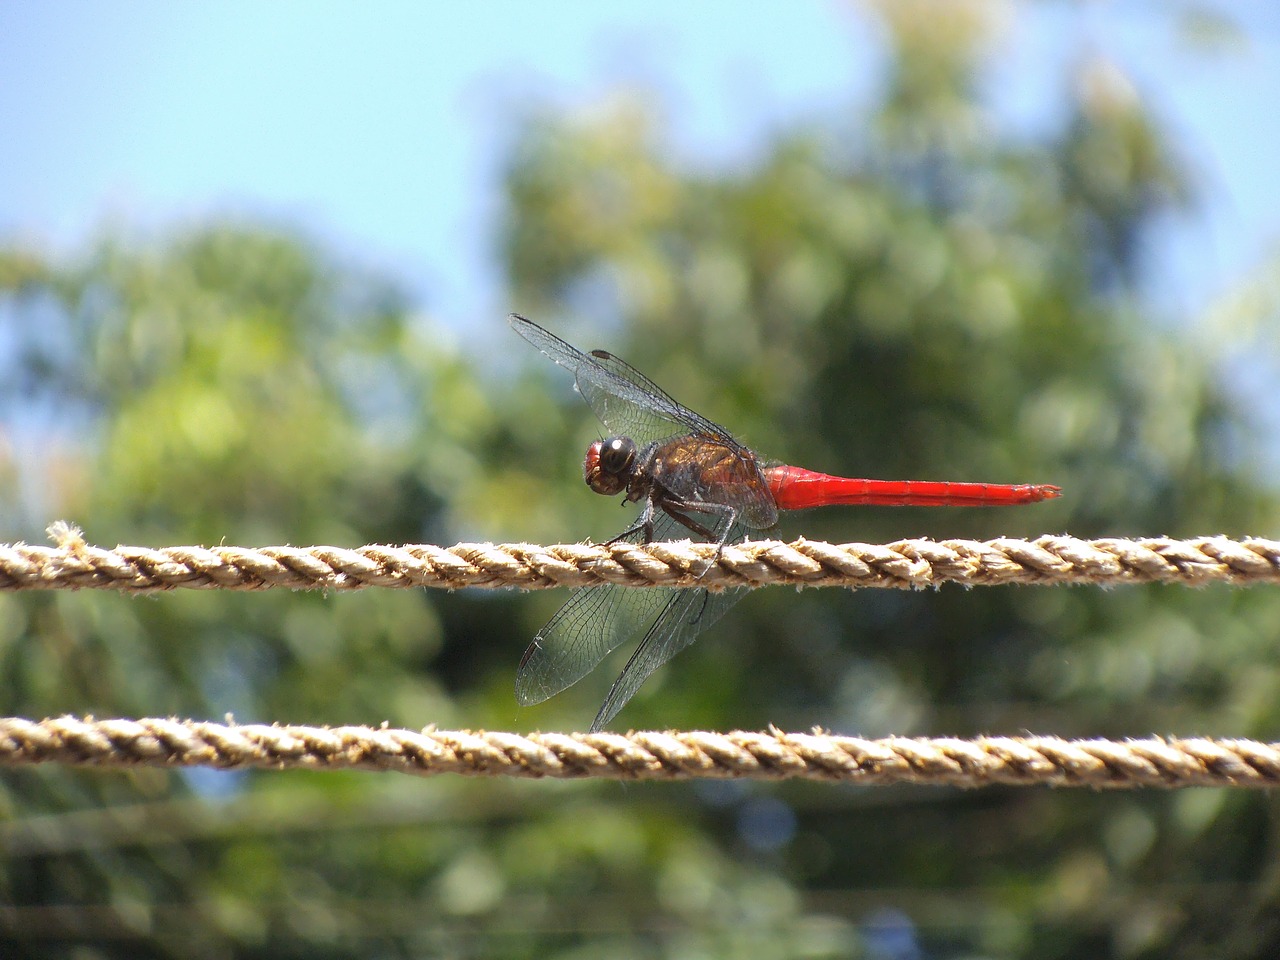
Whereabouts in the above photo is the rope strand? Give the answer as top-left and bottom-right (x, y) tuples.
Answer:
(2, 533), (1277, 594)
(1, 716), (1275, 787)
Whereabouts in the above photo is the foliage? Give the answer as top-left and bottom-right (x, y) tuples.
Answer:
(2, 5), (1279, 959)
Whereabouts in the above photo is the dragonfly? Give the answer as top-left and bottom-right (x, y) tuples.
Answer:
(509, 314), (1060, 730)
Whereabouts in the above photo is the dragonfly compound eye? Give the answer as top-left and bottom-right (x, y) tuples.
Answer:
(584, 437), (634, 496)
(599, 437), (635, 474)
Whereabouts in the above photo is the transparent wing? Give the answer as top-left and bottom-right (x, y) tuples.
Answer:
(509, 313), (736, 447)
(516, 509), (745, 722)
(584, 349), (732, 443)
(589, 583), (745, 732)
(515, 580), (677, 707)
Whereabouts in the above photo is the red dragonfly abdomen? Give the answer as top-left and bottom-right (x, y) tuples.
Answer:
(764, 464), (1061, 510)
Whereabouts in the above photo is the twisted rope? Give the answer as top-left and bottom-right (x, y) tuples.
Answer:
(1, 532), (1277, 594)
(1, 716), (1275, 788)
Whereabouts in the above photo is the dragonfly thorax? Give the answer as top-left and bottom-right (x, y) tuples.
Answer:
(584, 436), (638, 496)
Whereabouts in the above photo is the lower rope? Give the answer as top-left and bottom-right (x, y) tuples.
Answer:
(1, 717), (1276, 788)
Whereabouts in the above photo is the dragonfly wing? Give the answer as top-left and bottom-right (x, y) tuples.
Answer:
(585, 514), (752, 730)
(515, 581), (677, 706)
(516, 510), (696, 706)
(509, 313), (734, 446)
(582, 349), (732, 442)
(589, 586), (745, 732)
(516, 508), (746, 720)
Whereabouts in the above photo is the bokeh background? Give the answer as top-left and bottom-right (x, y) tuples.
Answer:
(3, 2), (1280, 957)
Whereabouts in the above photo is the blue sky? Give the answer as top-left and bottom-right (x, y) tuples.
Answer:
(1, 2), (1277, 337)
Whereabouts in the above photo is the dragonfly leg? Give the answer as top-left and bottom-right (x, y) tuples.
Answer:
(660, 497), (738, 578)
(605, 497), (657, 545)
(662, 497), (736, 541)
(663, 506), (717, 541)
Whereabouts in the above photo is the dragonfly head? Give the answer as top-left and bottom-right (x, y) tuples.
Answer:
(584, 436), (636, 496)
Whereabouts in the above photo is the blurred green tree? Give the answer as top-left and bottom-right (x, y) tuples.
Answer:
(1, 3), (1279, 959)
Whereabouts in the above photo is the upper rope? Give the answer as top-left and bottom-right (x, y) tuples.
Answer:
(1, 530), (1276, 593)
